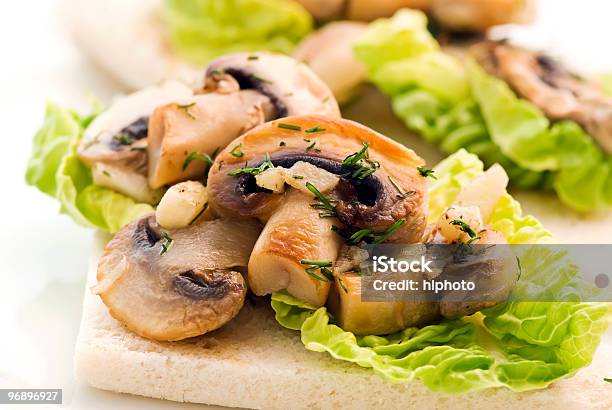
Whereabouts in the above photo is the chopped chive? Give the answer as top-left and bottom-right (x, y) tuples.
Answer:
(278, 123), (301, 131)
(300, 260), (334, 282)
(177, 102), (197, 120)
(247, 55), (259, 60)
(306, 141), (316, 150)
(130, 146), (146, 152)
(371, 219), (406, 244)
(342, 143), (380, 180)
(604, 378), (612, 383)
(306, 182), (336, 217)
(102, 170), (111, 177)
(230, 143), (244, 158)
(388, 176), (415, 198)
(189, 203), (208, 225)
(183, 151), (213, 171)
(160, 232), (173, 256)
(293, 175), (304, 179)
(450, 219), (479, 239)
(305, 126), (326, 133)
(417, 166), (437, 179)
(228, 153), (274, 176)
(113, 133), (134, 146)
(338, 276), (348, 293)
(303, 138), (311, 142)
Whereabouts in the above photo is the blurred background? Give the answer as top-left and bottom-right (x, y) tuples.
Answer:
(1, 0), (611, 408)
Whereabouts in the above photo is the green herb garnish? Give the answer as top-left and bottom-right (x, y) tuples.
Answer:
(252, 74), (272, 84)
(450, 219), (479, 240)
(247, 55), (259, 61)
(333, 219), (407, 245)
(189, 203), (208, 225)
(604, 378), (612, 383)
(177, 102), (197, 120)
(305, 126), (326, 133)
(230, 143), (244, 158)
(306, 182), (336, 217)
(278, 123), (301, 131)
(228, 153), (274, 176)
(338, 276), (348, 293)
(388, 176), (415, 198)
(279, 141), (287, 147)
(300, 259), (334, 282)
(293, 175), (304, 179)
(113, 133), (134, 146)
(130, 146), (146, 152)
(306, 141), (316, 151)
(417, 166), (437, 179)
(102, 170), (111, 177)
(183, 151), (213, 171)
(160, 232), (173, 256)
(342, 143), (380, 179)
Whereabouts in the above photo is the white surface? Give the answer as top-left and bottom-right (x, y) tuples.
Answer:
(0, 0), (611, 409)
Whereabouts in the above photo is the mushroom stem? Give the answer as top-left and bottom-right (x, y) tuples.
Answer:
(248, 189), (343, 306)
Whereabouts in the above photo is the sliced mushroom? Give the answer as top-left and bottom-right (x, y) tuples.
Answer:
(438, 230), (519, 319)
(248, 189), (343, 306)
(94, 215), (261, 341)
(208, 115), (427, 306)
(328, 245), (439, 335)
(471, 41), (612, 154)
(429, 0), (534, 32)
(146, 52), (340, 189)
(294, 0), (345, 21)
(147, 91), (274, 188)
(204, 52), (340, 119)
(78, 81), (193, 203)
(428, 164), (519, 317)
(294, 22), (368, 104)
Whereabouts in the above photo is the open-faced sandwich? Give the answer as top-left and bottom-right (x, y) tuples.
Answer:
(353, 9), (612, 213)
(25, 51), (611, 408)
(60, 0), (534, 94)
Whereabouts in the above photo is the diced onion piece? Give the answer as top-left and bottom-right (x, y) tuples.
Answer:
(437, 205), (483, 243)
(285, 161), (339, 193)
(156, 181), (208, 229)
(255, 168), (287, 194)
(455, 164), (508, 223)
(254, 161), (340, 195)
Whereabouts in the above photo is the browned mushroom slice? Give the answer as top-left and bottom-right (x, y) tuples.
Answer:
(147, 91), (275, 188)
(248, 189), (343, 306)
(328, 246), (439, 335)
(471, 41), (612, 154)
(207, 115), (427, 306)
(93, 215), (262, 341)
(78, 82), (193, 203)
(203, 52), (340, 119)
(429, 0), (534, 32)
(294, 22), (368, 104)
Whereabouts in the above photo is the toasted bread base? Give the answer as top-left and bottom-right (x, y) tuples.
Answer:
(75, 232), (612, 409)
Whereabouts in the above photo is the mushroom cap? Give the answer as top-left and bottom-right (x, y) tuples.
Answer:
(203, 52), (340, 120)
(293, 21), (368, 104)
(78, 81), (193, 171)
(208, 115), (428, 243)
(95, 215), (262, 341)
(471, 41), (612, 154)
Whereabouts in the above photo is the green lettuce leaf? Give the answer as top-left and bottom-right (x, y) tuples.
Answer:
(271, 150), (611, 393)
(355, 9), (612, 212)
(163, 0), (312, 66)
(25, 102), (154, 233)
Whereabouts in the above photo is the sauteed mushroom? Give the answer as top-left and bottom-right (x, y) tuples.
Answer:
(471, 41), (612, 154)
(94, 215), (261, 341)
(204, 52), (340, 119)
(207, 116), (427, 306)
(78, 81), (192, 202)
(294, 22), (368, 104)
(147, 52), (340, 188)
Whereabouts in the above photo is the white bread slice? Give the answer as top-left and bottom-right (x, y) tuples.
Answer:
(59, 0), (201, 90)
(75, 232), (612, 409)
